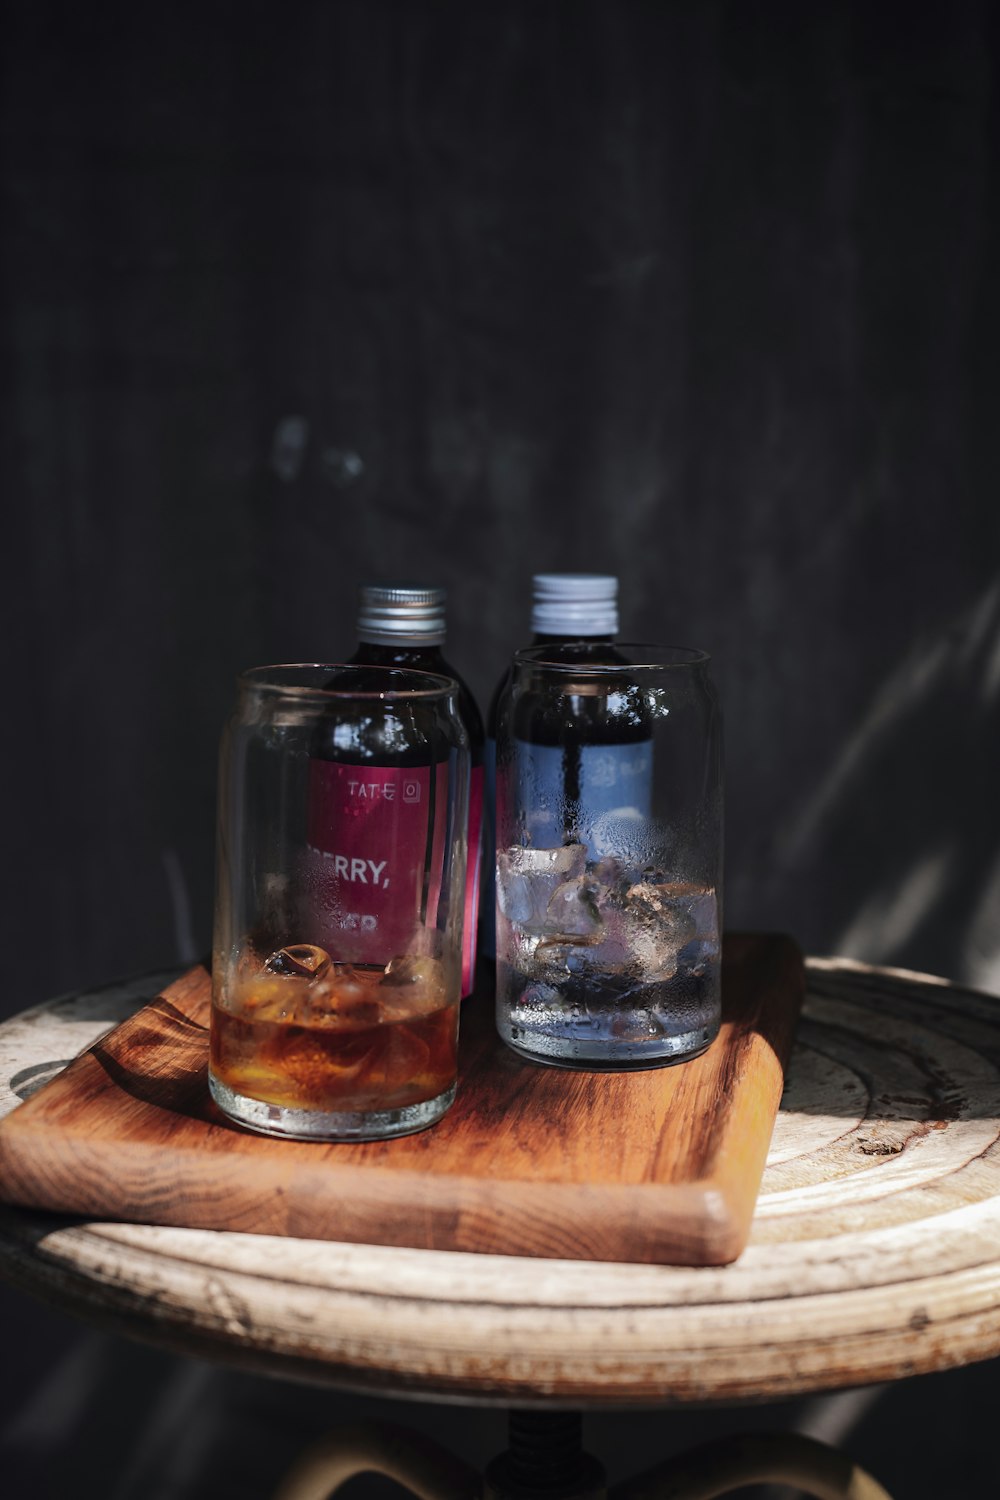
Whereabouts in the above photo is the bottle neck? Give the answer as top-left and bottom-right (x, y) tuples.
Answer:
(532, 633), (614, 645)
(352, 639), (445, 669)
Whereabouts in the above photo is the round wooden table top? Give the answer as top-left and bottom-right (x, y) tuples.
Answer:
(1, 956), (999, 1408)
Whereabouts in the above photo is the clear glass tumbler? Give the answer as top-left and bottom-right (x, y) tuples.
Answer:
(495, 645), (722, 1069)
(209, 664), (469, 1140)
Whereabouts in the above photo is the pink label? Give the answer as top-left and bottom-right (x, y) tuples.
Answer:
(306, 761), (447, 966)
(461, 765), (484, 996)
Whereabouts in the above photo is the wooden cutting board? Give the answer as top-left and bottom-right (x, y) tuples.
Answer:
(0, 934), (802, 1265)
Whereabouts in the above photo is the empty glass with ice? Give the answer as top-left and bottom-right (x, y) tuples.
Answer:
(495, 645), (722, 1068)
(209, 664), (469, 1139)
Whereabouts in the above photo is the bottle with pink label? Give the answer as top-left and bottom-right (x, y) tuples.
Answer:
(335, 583), (485, 996)
(212, 663), (469, 1141)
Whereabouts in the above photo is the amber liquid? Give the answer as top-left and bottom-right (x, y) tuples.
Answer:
(210, 962), (459, 1114)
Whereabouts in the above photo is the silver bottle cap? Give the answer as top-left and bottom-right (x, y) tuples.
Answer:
(356, 583), (447, 644)
(531, 573), (619, 636)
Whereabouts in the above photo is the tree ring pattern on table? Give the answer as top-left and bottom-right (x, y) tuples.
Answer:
(0, 958), (998, 1406)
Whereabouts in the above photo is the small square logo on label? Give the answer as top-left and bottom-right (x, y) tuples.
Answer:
(402, 779), (422, 804)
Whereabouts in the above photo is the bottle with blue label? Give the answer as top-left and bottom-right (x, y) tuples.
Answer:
(481, 574), (651, 958)
(494, 642), (721, 1070)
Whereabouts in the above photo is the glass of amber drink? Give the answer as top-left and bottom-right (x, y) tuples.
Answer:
(209, 664), (469, 1141)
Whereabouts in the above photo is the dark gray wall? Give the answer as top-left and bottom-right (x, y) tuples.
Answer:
(4, 0), (1000, 1015)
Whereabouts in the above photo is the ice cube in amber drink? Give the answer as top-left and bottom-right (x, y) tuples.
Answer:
(209, 946), (459, 1139)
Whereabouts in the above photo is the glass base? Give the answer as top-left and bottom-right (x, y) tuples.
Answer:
(496, 957), (721, 1071)
(208, 1072), (457, 1142)
(496, 1018), (719, 1071)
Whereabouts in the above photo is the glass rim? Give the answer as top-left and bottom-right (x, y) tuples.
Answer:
(236, 662), (461, 702)
(512, 642), (711, 672)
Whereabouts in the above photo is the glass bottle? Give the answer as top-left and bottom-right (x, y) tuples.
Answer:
(495, 645), (722, 1069)
(481, 574), (627, 960)
(343, 583), (485, 996)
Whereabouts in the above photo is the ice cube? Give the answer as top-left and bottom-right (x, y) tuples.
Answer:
(297, 964), (378, 1029)
(264, 943), (331, 979)
(670, 886), (719, 973)
(544, 875), (604, 941)
(244, 976), (298, 1022)
(619, 881), (698, 981)
(511, 979), (563, 1015)
(497, 843), (587, 930)
(381, 954), (447, 1014)
(497, 921), (538, 968)
(679, 886), (718, 937)
(329, 995), (382, 1031)
(592, 854), (627, 889)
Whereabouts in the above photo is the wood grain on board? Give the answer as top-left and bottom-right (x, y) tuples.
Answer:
(0, 934), (802, 1265)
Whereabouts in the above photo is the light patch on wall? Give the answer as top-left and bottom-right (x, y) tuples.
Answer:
(162, 848), (198, 965)
(835, 847), (954, 965)
(0, 1334), (109, 1447)
(962, 852), (1000, 995)
(270, 415), (309, 482)
(985, 615), (1000, 703)
(778, 581), (1000, 865)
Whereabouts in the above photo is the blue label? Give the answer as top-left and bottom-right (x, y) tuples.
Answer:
(514, 738), (653, 855)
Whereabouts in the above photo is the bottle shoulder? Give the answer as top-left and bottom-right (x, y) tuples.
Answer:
(493, 637), (648, 745)
(487, 639), (619, 736)
(336, 648), (483, 762)
(436, 652), (485, 753)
